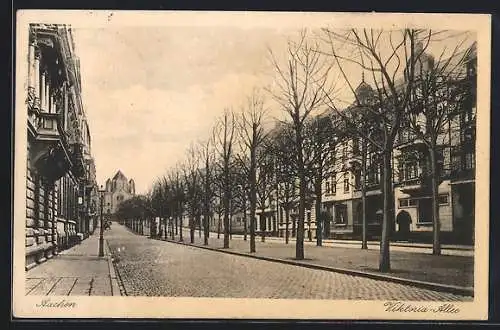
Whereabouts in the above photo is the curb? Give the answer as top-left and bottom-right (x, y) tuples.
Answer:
(163, 238), (474, 298)
(105, 240), (126, 296)
(206, 231), (474, 252)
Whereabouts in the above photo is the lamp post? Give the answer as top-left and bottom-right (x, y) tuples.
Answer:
(98, 185), (105, 257)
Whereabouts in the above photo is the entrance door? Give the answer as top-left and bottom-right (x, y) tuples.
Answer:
(396, 210), (412, 241)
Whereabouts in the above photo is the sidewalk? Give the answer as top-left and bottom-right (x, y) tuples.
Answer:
(154, 227), (474, 295)
(212, 231), (474, 257)
(25, 232), (121, 296)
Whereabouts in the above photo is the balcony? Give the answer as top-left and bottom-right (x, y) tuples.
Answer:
(395, 131), (426, 151)
(34, 112), (62, 142)
(397, 176), (429, 195)
(70, 143), (86, 179)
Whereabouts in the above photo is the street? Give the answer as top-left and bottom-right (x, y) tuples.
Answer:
(107, 223), (470, 301)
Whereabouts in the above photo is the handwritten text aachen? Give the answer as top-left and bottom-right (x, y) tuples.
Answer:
(36, 299), (77, 308)
(384, 301), (460, 313)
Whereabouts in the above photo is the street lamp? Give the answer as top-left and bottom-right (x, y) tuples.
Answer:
(98, 185), (105, 257)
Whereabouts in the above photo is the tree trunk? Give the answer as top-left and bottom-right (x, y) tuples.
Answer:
(223, 203), (230, 248)
(217, 210), (221, 239)
(198, 215), (202, 238)
(429, 145), (441, 255)
(296, 174), (306, 260)
(296, 123), (306, 260)
(260, 212), (266, 242)
(361, 139), (368, 250)
(285, 206), (290, 244)
(243, 202), (247, 241)
(190, 215), (195, 244)
(379, 149), (392, 272)
(249, 150), (257, 253)
(229, 211), (233, 240)
(315, 178), (323, 247)
(174, 213), (178, 235)
(203, 215), (209, 245)
(179, 208), (184, 242)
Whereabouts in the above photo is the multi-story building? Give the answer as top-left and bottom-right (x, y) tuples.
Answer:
(393, 42), (477, 244)
(256, 41), (477, 245)
(102, 170), (136, 215)
(24, 24), (97, 270)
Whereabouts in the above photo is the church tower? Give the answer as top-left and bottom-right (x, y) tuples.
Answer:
(102, 170), (136, 215)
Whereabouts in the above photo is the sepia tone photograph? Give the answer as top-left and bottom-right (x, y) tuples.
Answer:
(13, 10), (490, 320)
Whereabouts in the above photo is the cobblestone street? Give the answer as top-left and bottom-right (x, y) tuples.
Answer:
(107, 223), (471, 301)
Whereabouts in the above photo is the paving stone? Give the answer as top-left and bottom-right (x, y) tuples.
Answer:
(25, 278), (43, 292)
(47, 277), (77, 296)
(68, 278), (92, 296)
(27, 278), (60, 296)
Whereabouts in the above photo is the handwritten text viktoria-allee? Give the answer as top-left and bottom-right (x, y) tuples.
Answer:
(384, 301), (460, 313)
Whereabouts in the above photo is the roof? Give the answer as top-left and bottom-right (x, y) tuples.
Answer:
(112, 170), (128, 181)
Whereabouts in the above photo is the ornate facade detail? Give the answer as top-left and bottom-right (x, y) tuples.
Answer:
(25, 24), (97, 270)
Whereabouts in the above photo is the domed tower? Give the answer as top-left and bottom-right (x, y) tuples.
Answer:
(354, 73), (375, 106)
(129, 179), (135, 195)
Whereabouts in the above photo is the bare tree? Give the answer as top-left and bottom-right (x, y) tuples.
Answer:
(331, 108), (380, 249)
(181, 143), (202, 244)
(213, 109), (237, 248)
(256, 148), (275, 243)
(168, 166), (185, 242)
(270, 123), (299, 244)
(321, 28), (434, 271)
(303, 113), (337, 246)
(236, 90), (269, 252)
(198, 137), (216, 246)
(267, 29), (334, 260)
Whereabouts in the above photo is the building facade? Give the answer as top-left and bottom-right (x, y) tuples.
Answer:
(253, 41), (477, 245)
(24, 24), (98, 270)
(103, 170), (135, 215)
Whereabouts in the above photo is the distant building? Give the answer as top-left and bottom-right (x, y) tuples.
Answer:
(102, 170), (135, 215)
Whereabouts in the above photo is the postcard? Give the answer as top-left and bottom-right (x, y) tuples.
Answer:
(13, 10), (491, 320)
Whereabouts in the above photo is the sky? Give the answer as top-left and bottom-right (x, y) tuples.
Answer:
(74, 26), (299, 194)
(72, 26), (475, 194)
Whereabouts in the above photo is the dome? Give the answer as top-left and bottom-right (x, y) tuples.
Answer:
(354, 74), (375, 105)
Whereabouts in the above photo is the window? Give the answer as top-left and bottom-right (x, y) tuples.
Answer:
(405, 163), (419, 180)
(352, 138), (360, 155)
(438, 194), (449, 205)
(325, 181), (331, 194)
(331, 177), (336, 194)
(343, 172), (350, 193)
(335, 204), (347, 224)
(354, 169), (361, 190)
(465, 152), (475, 170)
(342, 144), (348, 162)
(399, 198), (417, 208)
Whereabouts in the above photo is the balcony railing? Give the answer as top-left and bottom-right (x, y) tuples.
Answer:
(399, 177), (423, 186)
